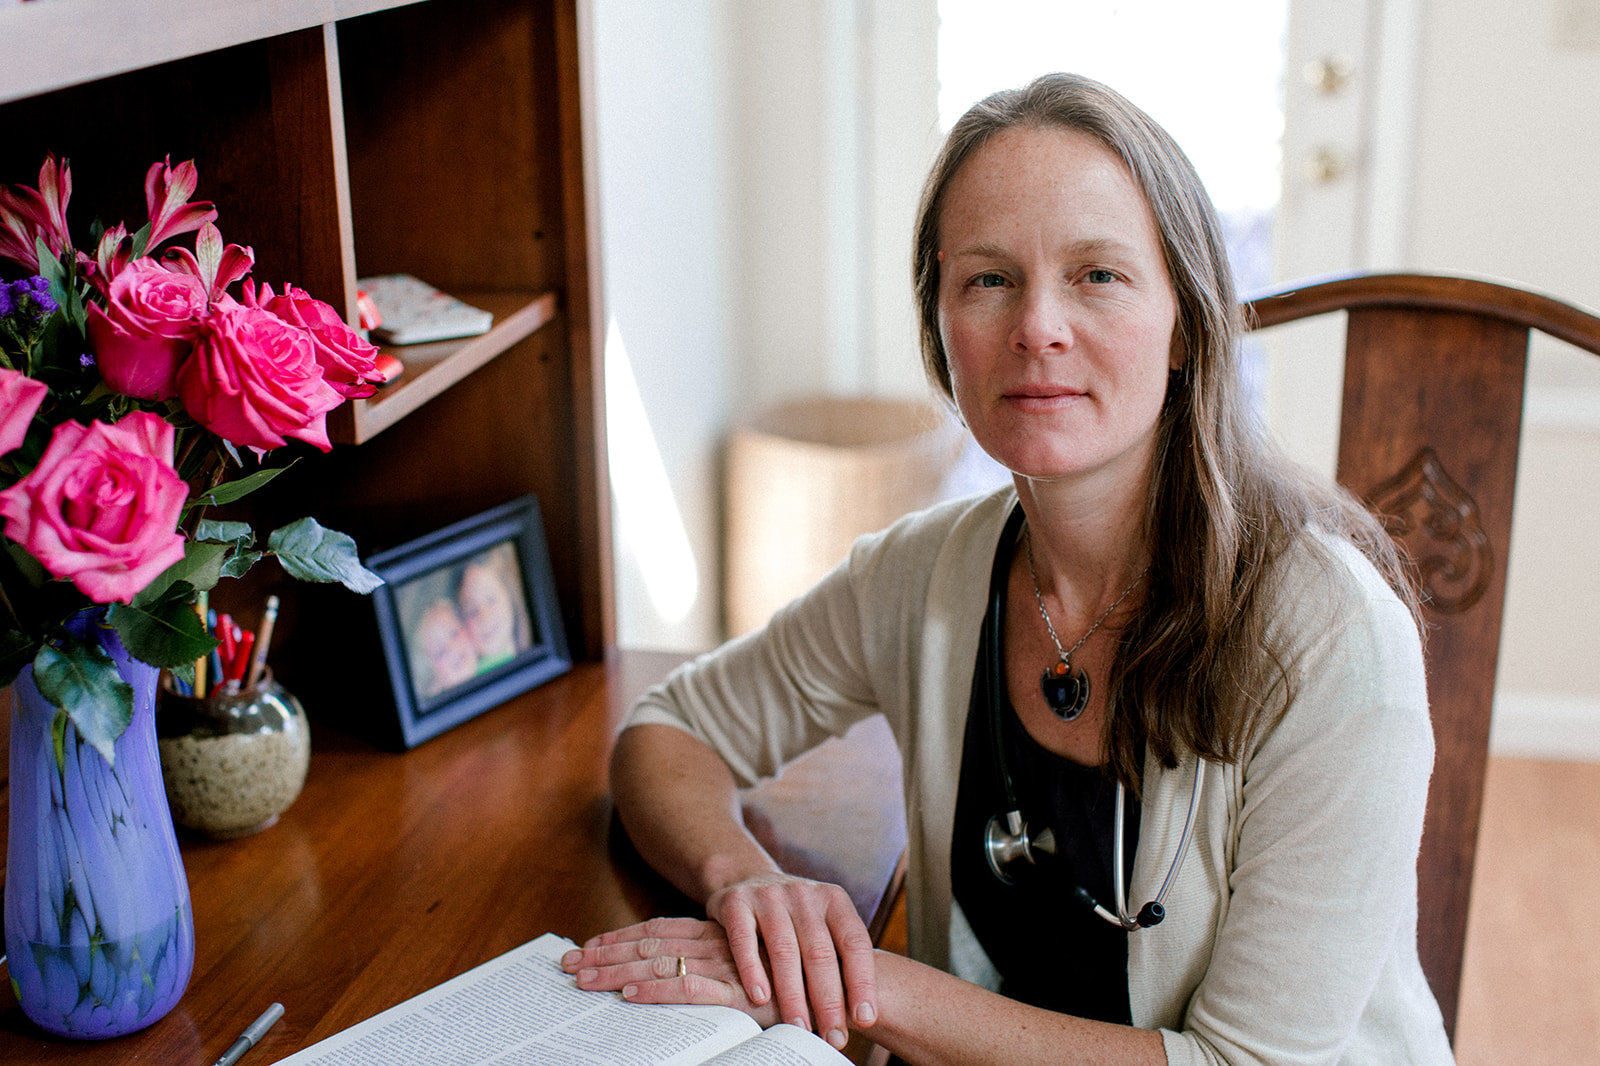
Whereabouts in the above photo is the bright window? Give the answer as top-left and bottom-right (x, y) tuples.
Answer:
(937, 0), (1289, 293)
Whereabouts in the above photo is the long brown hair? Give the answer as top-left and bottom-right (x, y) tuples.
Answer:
(914, 74), (1419, 791)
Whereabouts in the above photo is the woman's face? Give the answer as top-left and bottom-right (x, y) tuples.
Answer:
(416, 600), (477, 694)
(458, 563), (516, 658)
(936, 125), (1179, 491)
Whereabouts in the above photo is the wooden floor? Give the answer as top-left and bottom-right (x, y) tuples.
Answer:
(1454, 756), (1600, 1064)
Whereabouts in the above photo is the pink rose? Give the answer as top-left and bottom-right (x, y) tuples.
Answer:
(250, 283), (381, 399)
(176, 303), (343, 453)
(0, 411), (187, 604)
(85, 259), (208, 400)
(0, 368), (47, 456)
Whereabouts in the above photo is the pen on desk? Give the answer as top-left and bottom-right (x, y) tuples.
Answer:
(245, 595), (279, 687)
(213, 1002), (283, 1066)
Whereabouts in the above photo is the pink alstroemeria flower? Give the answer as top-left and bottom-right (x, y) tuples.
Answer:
(93, 222), (134, 284)
(143, 156), (218, 253)
(162, 222), (254, 303)
(0, 155), (74, 274)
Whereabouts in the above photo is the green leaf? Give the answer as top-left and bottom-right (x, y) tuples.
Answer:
(35, 242), (89, 337)
(132, 540), (229, 607)
(192, 520), (262, 579)
(128, 222), (152, 261)
(221, 549), (263, 579)
(167, 659), (196, 688)
(194, 519), (253, 544)
(267, 517), (384, 594)
(188, 464), (291, 510)
(0, 627), (39, 689)
(51, 708), (68, 773)
(109, 597), (215, 671)
(5, 540), (48, 587)
(33, 636), (133, 767)
(36, 236), (69, 297)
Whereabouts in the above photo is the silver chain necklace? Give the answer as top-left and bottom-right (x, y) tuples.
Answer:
(1024, 529), (1148, 721)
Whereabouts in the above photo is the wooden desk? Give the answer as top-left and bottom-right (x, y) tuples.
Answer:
(0, 651), (906, 1063)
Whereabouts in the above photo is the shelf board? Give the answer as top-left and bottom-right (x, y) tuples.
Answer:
(328, 289), (560, 445)
(0, 0), (431, 104)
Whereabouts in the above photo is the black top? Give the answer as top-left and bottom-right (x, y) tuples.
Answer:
(948, 507), (1138, 1024)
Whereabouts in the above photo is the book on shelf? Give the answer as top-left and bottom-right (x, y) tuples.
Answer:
(358, 273), (494, 345)
(268, 932), (851, 1066)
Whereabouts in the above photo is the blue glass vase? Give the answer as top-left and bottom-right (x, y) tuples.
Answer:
(4, 612), (195, 1038)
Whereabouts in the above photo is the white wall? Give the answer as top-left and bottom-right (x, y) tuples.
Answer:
(1408, 0), (1600, 757)
(1273, 0), (1600, 757)
(594, 0), (939, 651)
(592, 0), (729, 651)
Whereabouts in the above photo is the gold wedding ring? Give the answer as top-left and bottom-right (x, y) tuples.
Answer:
(676, 956), (687, 978)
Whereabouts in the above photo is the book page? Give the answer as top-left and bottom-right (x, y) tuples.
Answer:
(270, 933), (761, 1066)
(700, 1023), (855, 1066)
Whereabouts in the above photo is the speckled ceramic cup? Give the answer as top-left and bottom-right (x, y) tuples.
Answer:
(156, 672), (311, 839)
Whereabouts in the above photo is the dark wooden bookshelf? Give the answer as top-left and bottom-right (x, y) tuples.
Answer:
(0, 0), (613, 680)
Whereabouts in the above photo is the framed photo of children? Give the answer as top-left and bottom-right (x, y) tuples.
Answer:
(366, 496), (571, 748)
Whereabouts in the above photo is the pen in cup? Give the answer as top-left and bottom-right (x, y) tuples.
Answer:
(245, 595), (279, 688)
(213, 1002), (283, 1066)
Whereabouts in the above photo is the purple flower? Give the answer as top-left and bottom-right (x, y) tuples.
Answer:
(24, 276), (57, 315)
(0, 276), (56, 321)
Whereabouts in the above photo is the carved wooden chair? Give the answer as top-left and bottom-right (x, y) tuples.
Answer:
(1245, 272), (1600, 1042)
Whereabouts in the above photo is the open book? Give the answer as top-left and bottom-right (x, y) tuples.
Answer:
(269, 932), (851, 1066)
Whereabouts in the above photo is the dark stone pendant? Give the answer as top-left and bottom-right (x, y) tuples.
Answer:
(1041, 659), (1090, 721)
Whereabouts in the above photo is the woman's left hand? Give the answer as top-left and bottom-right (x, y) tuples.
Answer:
(562, 917), (781, 1029)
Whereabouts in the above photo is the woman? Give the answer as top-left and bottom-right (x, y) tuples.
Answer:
(410, 597), (478, 698)
(563, 74), (1454, 1064)
(457, 554), (522, 671)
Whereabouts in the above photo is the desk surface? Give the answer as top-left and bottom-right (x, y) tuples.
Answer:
(0, 650), (906, 1064)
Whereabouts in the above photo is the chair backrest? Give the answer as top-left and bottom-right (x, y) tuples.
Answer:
(1244, 273), (1600, 1041)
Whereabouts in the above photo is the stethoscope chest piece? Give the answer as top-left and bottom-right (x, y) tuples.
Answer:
(983, 809), (1056, 885)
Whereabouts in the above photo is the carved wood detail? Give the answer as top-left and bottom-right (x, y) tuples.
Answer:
(1368, 447), (1494, 615)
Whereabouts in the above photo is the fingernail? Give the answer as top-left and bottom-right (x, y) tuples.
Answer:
(623, 985), (639, 999)
(856, 1002), (877, 1026)
(789, 1017), (808, 1032)
(827, 1028), (847, 1049)
(751, 984), (768, 1004)
(578, 968), (597, 985)
(561, 950), (581, 969)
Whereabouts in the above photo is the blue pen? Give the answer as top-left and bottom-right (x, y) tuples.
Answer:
(205, 608), (224, 686)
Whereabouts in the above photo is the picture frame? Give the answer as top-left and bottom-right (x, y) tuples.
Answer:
(366, 496), (571, 748)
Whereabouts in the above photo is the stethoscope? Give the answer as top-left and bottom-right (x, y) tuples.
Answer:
(981, 505), (1206, 931)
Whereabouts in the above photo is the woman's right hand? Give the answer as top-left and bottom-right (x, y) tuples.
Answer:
(705, 871), (879, 1050)
(608, 724), (878, 1046)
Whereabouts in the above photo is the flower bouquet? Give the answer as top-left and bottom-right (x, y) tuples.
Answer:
(0, 153), (384, 1038)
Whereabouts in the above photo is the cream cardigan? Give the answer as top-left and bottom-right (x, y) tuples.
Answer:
(628, 488), (1455, 1065)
